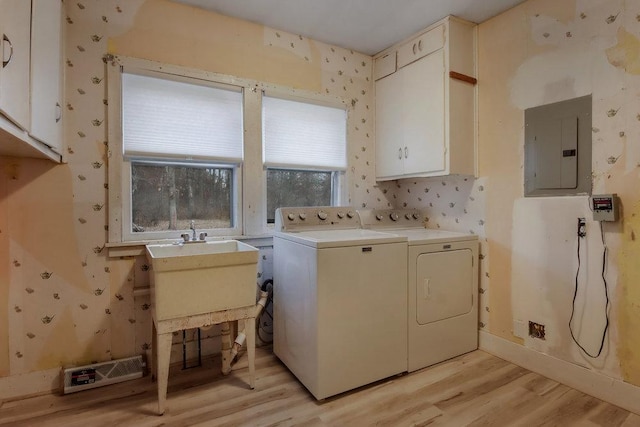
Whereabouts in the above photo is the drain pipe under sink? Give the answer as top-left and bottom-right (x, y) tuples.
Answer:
(221, 290), (270, 375)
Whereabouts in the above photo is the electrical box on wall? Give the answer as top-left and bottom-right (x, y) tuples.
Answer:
(591, 194), (619, 222)
(524, 95), (592, 197)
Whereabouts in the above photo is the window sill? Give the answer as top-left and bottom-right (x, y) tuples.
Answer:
(106, 234), (274, 258)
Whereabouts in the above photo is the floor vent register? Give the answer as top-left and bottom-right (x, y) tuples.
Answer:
(62, 355), (145, 394)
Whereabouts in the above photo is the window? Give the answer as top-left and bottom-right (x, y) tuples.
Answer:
(107, 57), (350, 242)
(119, 69), (243, 240)
(265, 169), (335, 223)
(130, 161), (234, 232)
(262, 95), (347, 223)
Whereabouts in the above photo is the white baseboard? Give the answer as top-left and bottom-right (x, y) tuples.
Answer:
(479, 330), (640, 415)
(0, 367), (61, 401)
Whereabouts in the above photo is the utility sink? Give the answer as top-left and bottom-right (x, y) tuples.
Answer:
(146, 240), (259, 321)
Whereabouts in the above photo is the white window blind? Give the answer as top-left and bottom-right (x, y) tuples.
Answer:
(122, 72), (243, 162)
(263, 95), (347, 170)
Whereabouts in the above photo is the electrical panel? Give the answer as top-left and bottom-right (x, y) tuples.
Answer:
(591, 194), (619, 222)
(524, 95), (592, 197)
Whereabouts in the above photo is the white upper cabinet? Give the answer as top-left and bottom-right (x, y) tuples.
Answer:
(396, 25), (444, 69)
(30, 0), (63, 153)
(0, 0), (31, 130)
(374, 16), (477, 181)
(0, 0), (63, 162)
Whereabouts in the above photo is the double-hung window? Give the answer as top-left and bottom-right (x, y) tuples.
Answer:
(108, 57), (349, 243)
(118, 69), (243, 241)
(262, 94), (347, 224)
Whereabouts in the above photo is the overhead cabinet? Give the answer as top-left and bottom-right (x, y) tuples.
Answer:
(374, 16), (477, 180)
(0, 0), (63, 162)
(0, 0), (31, 130)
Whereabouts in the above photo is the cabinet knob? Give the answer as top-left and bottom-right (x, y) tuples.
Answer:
(2, 34), (13, 68)
(398, 148), (402, 159)
(405, 147), (408, 158)
(55, 102), (62, 123)
(418, 40), (423, 51)
(412, 43), (417, 55)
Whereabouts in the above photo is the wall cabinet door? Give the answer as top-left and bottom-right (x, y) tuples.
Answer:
(30, 0), (63, 153)
(401, 51), (445, 176)
(373, 16), (477, 181)
(375, 71), (404, 178)
(0, 0), (31, 130)
(375, 51), (446, 179)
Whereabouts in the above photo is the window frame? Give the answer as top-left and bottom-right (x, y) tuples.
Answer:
(107, 56), (350, 244)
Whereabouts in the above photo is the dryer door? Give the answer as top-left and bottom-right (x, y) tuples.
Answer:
(416, 249), (473, 324)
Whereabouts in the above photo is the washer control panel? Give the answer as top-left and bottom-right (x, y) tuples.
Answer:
(275, 206), (360, 231)
(358, 209), (425, 229)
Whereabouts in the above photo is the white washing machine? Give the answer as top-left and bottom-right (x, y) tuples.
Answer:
(273, 207), (408, 400)
(360, 209), (479, 372)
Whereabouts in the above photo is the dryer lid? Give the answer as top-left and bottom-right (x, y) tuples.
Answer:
(392, 229), (478, 245)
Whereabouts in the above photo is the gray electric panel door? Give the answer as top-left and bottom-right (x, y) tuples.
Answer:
(524, 95), (592, 197)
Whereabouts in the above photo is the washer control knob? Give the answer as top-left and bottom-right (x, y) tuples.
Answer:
(337, 211), (345, 219)
(412, 213), (421, 220)
(346, 211), (355, 219)
(390, 212), (399, 221)
(299, 213), (307, 220)
(376, 214), (384, 221)
(405, 213), (412, 220)
(318, 211), (328, 220)
(287, 213), (295, 221)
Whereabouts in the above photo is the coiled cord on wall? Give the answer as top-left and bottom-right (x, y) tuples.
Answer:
(569, 221), (610, 358)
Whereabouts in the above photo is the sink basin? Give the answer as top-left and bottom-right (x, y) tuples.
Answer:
(146, 240), (259, 321)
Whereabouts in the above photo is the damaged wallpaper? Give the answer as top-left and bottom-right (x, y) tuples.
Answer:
(2, 0), (640, 403)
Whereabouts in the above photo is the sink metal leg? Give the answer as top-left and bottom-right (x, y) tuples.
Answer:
(244, 317), (256, 389)
(156, 332), (172, 415)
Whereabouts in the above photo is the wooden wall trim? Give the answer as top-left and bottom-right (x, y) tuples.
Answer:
(479, 331), (640, 416)
(0, 367), (60, 400)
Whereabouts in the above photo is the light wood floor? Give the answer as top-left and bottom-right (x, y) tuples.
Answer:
(1, 347), (638, 426)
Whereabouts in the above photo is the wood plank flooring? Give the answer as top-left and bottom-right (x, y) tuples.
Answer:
(1, 347), (638, 426)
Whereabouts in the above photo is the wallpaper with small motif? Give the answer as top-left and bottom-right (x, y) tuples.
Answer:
(380, 176), (490, 330)
(1, 0), (386, 382)
(3, 0), (640, 396)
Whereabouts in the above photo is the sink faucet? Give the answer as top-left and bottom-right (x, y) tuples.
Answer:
(181, 220), (207, 243)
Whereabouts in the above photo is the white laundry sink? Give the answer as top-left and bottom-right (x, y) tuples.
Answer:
(146, 240), (259, 321)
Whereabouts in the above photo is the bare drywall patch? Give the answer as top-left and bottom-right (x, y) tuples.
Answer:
(606, 27), (640, 74)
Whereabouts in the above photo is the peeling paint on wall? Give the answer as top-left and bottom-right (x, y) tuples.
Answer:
(617, 202), (640, 384)
(478, 0), (640, 387)
(606, 27), (640, 74)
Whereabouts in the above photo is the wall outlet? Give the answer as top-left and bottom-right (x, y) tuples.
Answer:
(529, 321), (546, 340)
(577, 217), (586, 238)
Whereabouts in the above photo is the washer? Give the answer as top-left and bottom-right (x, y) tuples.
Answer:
(359, 209), (479, 372)
(273, 207), (408, 400)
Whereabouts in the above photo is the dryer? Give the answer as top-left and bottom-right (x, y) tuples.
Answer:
(360, 209), (479, 372)
(273, 207), (408, 399)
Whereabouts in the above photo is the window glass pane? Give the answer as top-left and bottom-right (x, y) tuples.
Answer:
(131, 162), (233, 232)
(122, 72), (243, 161)
(266, 169), (332, 223)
